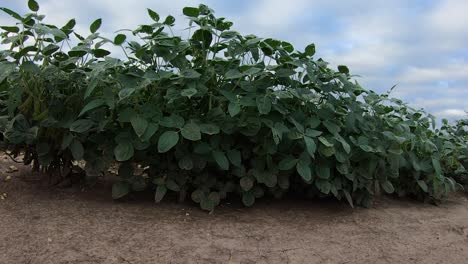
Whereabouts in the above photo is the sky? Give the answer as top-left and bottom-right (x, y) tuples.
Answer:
(1, 0), (467, 121)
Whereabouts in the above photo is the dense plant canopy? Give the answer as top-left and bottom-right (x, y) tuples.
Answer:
(1, 1), (467, 210)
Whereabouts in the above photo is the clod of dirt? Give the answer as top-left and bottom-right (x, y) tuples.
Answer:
(6, 165), (18, 173)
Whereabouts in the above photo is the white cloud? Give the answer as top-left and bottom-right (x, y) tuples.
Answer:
(427, 0), (468, 36)
(397, 62), (468, 84)
(435, 109), (467, 119)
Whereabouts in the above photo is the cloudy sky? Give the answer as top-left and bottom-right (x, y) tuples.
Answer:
(1, 0), (467, 121)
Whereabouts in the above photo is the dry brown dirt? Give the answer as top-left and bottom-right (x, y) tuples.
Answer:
(1, 159), (468, 264)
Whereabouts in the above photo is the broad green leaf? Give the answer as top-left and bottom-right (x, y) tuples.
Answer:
(158, 131), (179, 153)
(242, 192), (255, 207)
(318, 136), (333, 147)
(147, 8), (160, 22)
(69, 139), (84, 160)
(279, 156), (298, 170)
(114, 141), (134, 161)
(200, 124), (220, 135)
(69, 119), (94, 133)
(28, 0), (39, 12)
(79, 99), (105, 116)
(112, 182), (130, 199)
(181, 69), (201, 79)
(240, 177), (254, 191)
(227, 149), (241, 167)
(381, 181), (395, 194)
(166, 179), (180, 191)
(61, 133), (73, 150)
(316, 165), (330, 180)
(304, 136), (317, 157)
(256, 96), (271, 115)
(181, 123), (201, 141)
(131, 115), (149, 138)
(154, 185), (167, 203)
(90, 18), (102, 33)
(225, 69), (243, 79)
(305, 43), (316, 56)
(323, 120), (340, 135)
(305, 129), (322, 137)
(92, 49), (111, 58)
(338, 65), (349, 74)
(228, 102), (241, 117)
(191, 190), (204, 203)
(181, 88), (198, 98)
(114, 34), (126, 45)
(178, 156), (193, 170)
(183, 7), (200, 17)
(417, 180), (428, 193)
(163, 15), (175, 25)
(213, 151), (229, 170)
(0, 7), (23, 20)
(296, 159), (311, 181)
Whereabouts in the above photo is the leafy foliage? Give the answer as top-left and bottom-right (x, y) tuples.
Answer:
(0, 1), (467, 210)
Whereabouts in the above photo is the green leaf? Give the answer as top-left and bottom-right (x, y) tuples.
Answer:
(279, 156), (298, 170)
(213, 151), (229, 170)
(318, 136), (333, 147)
(315, 180), (331, 194)
(160, 114), (185, 128)
(304, 136), (316, 157)
(360, 145), (374, 152)
(114, 34), (126, 45)
(225, 69), (243, 79)
(61, 133), (73, 150)
(154, 185), (167, 203)
(193, 29), (213, 48)
(92, 49), (111, 58)
(114, 141), (134, 162)
(228, 102), (241, 117)
(79, 99), (105, 117)
(131, 115), (149, 138)
(305, 43), (316, 56)
(1, 26), (19, 33)
(141, 123), (158, 142)
(147, 8), (160, 22)
(296, 159), (311, 181)
(323, 120), (340, 135)
(166, 179), (180, 191)
(381, 181), (395, 194)
(69, 119), (94, 133)
(69, 139), (84, 160)
(316, 165), (330, 179)
(181, 123), (201, 141)
(227, 149), (241, 167)
(0, 7), (23, 20)
(181, 88), (198, 98)
(178, 156), (193, 170)
(28, 0), (39, 12)
(240, 177), (254, 191)
(90, 18), (102, 33)
(112, 182), (130, 199)
(305, 129), (322, 137)
(181, 69), (201, 79)
(183, 7), (200, 17)
(191, 190), (204, 203)
(338, 65), (349, 74)
(256, 96), (271, 115)
(163, 15), (176, 25)
(417, 180), (428, 193)
(158, 131), (179, 153)
(200, 124), (220, 135)
(242, 192), (255, 207)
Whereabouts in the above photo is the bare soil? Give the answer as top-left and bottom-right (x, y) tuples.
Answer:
(1, 158), (468, 264)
